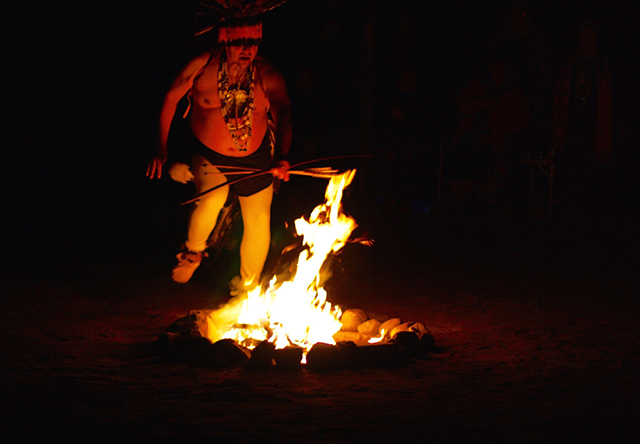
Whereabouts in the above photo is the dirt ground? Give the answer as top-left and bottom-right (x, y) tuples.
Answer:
(2, 204), (639, 443)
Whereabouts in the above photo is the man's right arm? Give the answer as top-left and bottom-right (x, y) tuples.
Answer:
(147, 51), (213, 179)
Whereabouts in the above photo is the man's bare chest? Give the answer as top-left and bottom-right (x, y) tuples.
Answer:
(192, 63), (267, 111)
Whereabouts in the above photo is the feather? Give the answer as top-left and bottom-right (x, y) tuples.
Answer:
(169, 162), (195, 184)
(194, 0), (288, 35)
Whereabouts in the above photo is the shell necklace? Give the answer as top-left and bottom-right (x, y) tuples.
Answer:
(218, 52), (255, 152)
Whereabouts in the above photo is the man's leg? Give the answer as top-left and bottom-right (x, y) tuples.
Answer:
(173, 155), (229, 283)
(237, 183), (273, 286)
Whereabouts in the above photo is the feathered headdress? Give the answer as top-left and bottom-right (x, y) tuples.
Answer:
(195, 0), (288, 46)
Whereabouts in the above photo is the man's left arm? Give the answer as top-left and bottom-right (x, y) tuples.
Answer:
(262, 63), (292, 180)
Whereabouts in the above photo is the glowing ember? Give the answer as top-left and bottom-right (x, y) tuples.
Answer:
(198, 170), (358, 356)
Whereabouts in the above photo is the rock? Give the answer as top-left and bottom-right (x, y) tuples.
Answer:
(390, 321), (413, 339)
(165, 313), (200, 336)
(407, 322), (435, 353)
(274, 346), (304, 371)
(306, 343), (346, 372)
(357, 318), (382, 337)
(210, 339), (250, 367)
(391, 331), (421, 360)
(379, 318), (402, 339)
(419, 331), (435, 353)
(367, 312), (390, 324)
(335, 341), (359, 368)
(409, 322), (428, 336)
(246, 340), (276, 370)
(340, 309), (368, 332)
(158, 332), (212, 362)
(157, 331), (180, 349)
(333, 330), (368, 346)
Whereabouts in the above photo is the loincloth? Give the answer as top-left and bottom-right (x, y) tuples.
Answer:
(186, 128), (274, 196)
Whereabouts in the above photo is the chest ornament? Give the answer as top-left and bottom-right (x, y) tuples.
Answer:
(218, 54), (255, 152)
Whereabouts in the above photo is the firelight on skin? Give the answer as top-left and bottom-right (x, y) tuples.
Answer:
(147, 16), (292, 287)
(226, 45), (259, 73)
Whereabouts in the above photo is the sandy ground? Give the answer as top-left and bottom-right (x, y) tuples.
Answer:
(2, 206), (639, 443)
(5, 2), (639, 441)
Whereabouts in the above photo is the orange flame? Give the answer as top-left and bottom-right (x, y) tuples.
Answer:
(199, 170), (358, 355)
(368, 328), (386, 344)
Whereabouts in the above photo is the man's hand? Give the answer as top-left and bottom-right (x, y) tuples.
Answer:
(146, 152), (167, 179)
(271, 160), (290, 182)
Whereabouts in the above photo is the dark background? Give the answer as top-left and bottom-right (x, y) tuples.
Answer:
(4, 0), (638, 272)
(3, 2), (640, 440)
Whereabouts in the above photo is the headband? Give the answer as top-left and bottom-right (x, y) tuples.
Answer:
(218, 22), (263, 46)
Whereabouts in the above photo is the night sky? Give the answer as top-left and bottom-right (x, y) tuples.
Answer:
(5, 0), (638, 271)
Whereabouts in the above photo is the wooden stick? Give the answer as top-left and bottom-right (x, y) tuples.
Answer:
(181, 167), (344, 205)
(204, 171), (254, 176)
(203, 165), (261, 171)
(287, 169), (340, 178)
(205, 168), (340, 178)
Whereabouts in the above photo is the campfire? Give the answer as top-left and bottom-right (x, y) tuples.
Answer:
(162, 170), (435, 370)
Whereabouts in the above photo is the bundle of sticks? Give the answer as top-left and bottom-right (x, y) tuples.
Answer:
(180, 154), (372, 205)
(181, 166), (344, 205)
(208, 166), (342, 179)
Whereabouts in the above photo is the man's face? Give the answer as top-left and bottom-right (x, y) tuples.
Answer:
(226, 45), (259, 70)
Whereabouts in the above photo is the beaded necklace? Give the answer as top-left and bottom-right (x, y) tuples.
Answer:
(218, 52), (255, 152)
